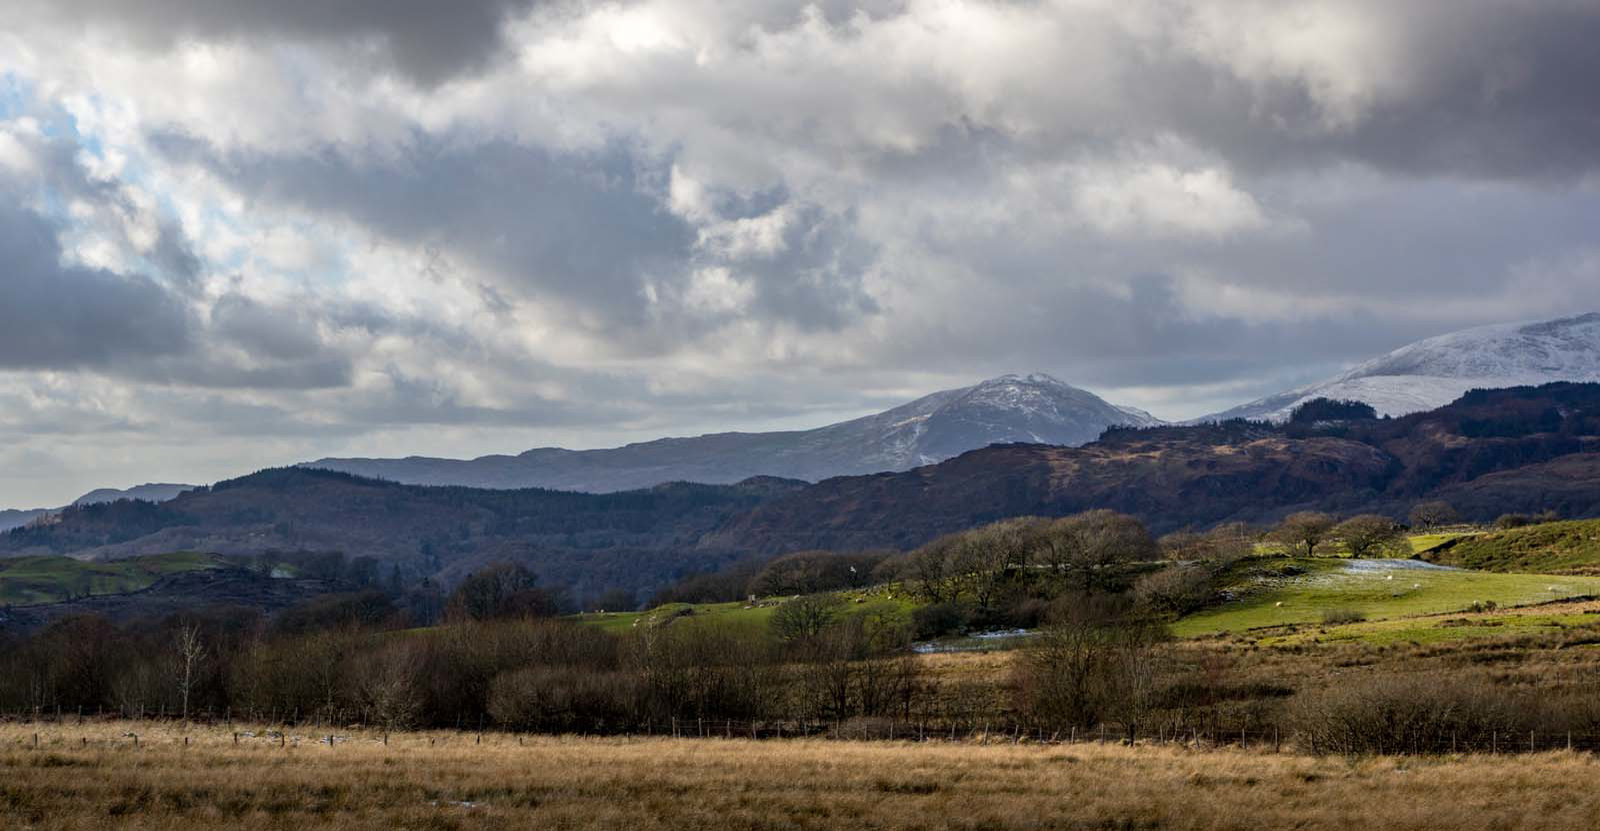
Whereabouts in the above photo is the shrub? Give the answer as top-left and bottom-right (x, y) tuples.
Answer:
(1320, 608), (1367, 625)
(1134, 565), (1214, 615)
(1291, 673), (1528, 754)
(910, 602), (967, 640)
(1495, 514), (1532, 530)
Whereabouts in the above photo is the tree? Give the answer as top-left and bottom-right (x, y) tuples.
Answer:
(770, 593), (844, 643)
(949, 518), (1035, 613)
(1336, 514), (1405, 558)
(445, 563), (561, 622)
(1408, 500), (1459, 530)
(904, 536), (961, 604)
(1031, 510), (1157, 592)
(1272, 511), (1336, 557)
(1159, 523), (1253, 573)
(1289, 398), (1378, 423)
(174, 622), (206, 721)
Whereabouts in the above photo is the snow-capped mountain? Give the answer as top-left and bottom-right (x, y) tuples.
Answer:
(1204, 312), (1600, 422)
(307, 373), (1163, 491)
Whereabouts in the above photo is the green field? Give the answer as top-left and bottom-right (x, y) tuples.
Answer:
(1422, 520), (1600, 573)
(573, 587), (921, 634)
(1171, 556), (1600, 638)
(1259, 605), (1600, 647)
(0, 551), (231, 606)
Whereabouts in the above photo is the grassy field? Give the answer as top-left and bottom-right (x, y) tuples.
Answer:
(1423, 520), (1600, 574)
(4, 722), (1600, 830)
(0, 552), (231, 606)
(1170, 556), (1600, 638)
(1407, 529), (1482, 555)
(1254, 598), (1600, 647)
(572, 587), (919, 634)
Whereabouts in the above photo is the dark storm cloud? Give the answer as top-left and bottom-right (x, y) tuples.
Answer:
(159, 135), (694, 323)
(24, 0), (551, 86)
(1124, 2), (1600, 182)
(153, 133), (881, 341)
(0, 202), (195, 370)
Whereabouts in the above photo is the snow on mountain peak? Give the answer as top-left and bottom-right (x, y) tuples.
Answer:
(1204, 312), (1600, 423)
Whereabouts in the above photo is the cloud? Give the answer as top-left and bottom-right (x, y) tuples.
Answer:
(0, 201), (195, 370)
(0, 0), (1598, 506)
(17, 0), (549, 87)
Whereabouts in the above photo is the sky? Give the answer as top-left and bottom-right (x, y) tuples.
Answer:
(2, 0), (1599, 507)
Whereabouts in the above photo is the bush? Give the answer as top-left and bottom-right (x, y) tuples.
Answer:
(487, 666), (636, 732)
(1291, 673), (1528, 754)
(910, 602), (967, 640)
(1320, 608), (1367, 625)
(1134, 565), (1214, 615)
(1495, 514), (1532, 530)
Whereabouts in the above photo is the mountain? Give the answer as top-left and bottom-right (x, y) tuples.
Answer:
(73, 483), (195, 506)
(1204, 312), (1600, 422)
(14, 384), (1600, 609)
(709, 383), (1600, 553)
(307, 373), (1163, 491)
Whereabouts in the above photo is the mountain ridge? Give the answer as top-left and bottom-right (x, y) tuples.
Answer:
(306, 373), (1162, 491)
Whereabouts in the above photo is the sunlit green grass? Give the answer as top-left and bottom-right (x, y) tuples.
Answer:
(1261, 609), (1600, 647)
(0, 551), (231, 606)
(1171, 557), (1600, 638)
(572, 587), (921, 634)
(1424, 520), (1600, 573)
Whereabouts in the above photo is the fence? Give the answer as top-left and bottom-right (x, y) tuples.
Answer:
(9, 709), (1600, 756)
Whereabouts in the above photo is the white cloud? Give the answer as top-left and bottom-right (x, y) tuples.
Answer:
(0, 0), (1596, 504)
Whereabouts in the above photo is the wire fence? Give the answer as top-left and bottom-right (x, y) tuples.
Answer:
(8, 710), (1600, 756)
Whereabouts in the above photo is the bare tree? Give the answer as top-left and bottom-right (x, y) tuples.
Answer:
(1336, 514), (1406, 558)
(1031, 510), (1157, 592)
(1408, 500), (1459, 531)
(1272, 511), (1337, 557)
(174, 623), (206, 722)
(904, 536), (961, 604)
(949, 518), (1036, 613)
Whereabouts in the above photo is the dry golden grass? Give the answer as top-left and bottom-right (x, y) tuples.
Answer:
(3, 721), (1600, 829)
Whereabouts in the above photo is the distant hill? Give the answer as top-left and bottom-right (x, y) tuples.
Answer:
(0, 483), (197, 533)
(709, 383), (1600, 553)
(1205, 313), (1600, 422)
(9, 385), (1600, 605)
(307, 374), (1163, 491)
(0, 469), (807, 601)
(72, 483), (196, 506)
(0, 509), (50, 533)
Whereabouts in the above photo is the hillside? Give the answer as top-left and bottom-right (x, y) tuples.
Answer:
(8, 385), (1600, 604)
(0, 469), (806, 601)
(1206, 312), (1600, 422)
(0, 483), (196, 532)
(712, 383), (1600, 553)
(1421, 519), (1600, 574)
(307, 374), (1162, 491)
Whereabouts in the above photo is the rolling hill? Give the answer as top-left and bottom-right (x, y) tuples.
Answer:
(7, 384), (1600, 608)
(0, 468), (806, 602)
